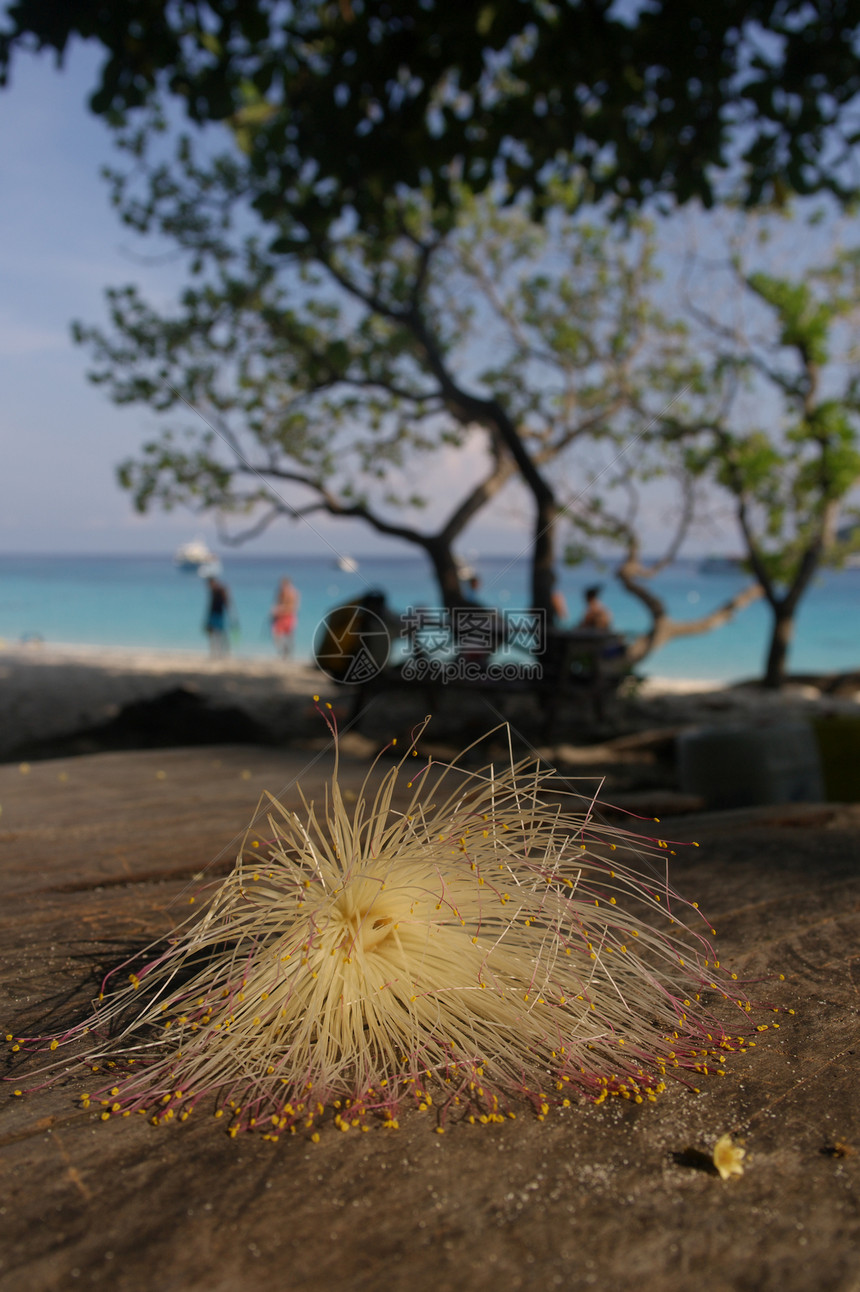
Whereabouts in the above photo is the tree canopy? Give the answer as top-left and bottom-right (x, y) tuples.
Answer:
(3, 0), (860, 225)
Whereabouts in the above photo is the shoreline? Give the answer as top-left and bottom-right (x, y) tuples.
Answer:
(3, 551), (859, 686)
(0, 637), (741, 690)
(2, 637), (854, 694)
(0, 638), (319, 680)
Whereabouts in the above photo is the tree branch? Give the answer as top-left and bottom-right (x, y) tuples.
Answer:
(438, 441), (515, 546)
(622, 572), (763, 665)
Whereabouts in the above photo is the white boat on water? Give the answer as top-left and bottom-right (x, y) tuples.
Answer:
(337, 555), (359, 574)
(174, 539), (218, 572)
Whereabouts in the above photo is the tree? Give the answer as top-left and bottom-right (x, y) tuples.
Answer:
(4, 1), (860, 214)
(664, 241), (860, 687)
(6, 2), (860, 620)
(75, 186), (686, 617)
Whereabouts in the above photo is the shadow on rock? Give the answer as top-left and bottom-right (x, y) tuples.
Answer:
(8, 686), (274, 761)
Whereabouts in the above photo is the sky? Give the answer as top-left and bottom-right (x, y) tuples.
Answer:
(1, 47), (190, 555)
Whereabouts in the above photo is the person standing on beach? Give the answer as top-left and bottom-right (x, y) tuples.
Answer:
(204, 576), (233, 657)
(270, 577), (300, 657)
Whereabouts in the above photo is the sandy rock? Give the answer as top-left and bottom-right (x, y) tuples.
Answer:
(1, 746), (858, 1292)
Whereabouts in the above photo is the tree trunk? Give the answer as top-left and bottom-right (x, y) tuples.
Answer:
(764, 606), (794, 688)
(532, 496), (558, 633)
(424, 538), (465, 611)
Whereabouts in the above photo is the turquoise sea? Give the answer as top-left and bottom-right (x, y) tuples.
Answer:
(0, 552), (857, 682)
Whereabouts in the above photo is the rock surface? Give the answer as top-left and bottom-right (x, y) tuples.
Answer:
(1, 746), (858, 1292)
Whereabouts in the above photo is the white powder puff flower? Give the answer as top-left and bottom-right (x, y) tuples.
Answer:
(21, 730), (754, 1138)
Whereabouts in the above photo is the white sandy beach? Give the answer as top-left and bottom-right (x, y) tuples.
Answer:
(2, 638), (859, 761)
